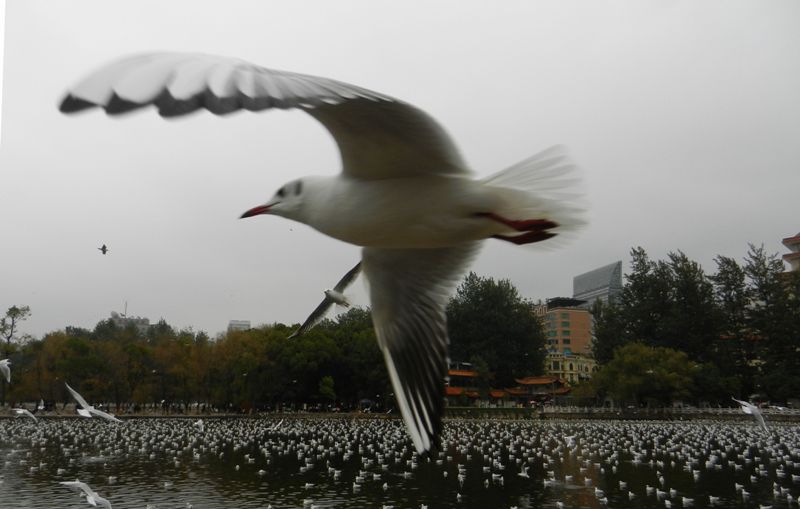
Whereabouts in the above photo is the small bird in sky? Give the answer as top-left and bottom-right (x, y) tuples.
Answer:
(60, 480), (112, 509)
(12, 407), (37, 421)
(0, 358), (10, 383)
(98, 244), (109, 255)
(60, 53), (583, 453)
(65, 382), (123, 423)
(732, 396), (768, 432)
(289, 262), (361, 339)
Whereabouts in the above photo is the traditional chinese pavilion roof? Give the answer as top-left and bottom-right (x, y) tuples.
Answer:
(448, 369), (478, 378)
(445, 386), (478, 398)
(514, 375), (564, 386)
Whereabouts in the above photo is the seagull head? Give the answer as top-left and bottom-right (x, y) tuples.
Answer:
(241, 179), (306, 221)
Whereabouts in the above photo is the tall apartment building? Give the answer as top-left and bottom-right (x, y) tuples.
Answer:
(543, 297), (592, 356)
(573, 261), (623, 308)
(783, 232), (800, 271)
(227, 320), (251, 332)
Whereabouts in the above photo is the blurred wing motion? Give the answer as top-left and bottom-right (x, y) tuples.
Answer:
(0, 359), (11, 383)
(362, 243), (479, 454)
(288, 262), (362, 339)
(59, 52), (467, 180)
(60, 480), (112, 509)
(12, 408), (37, 421)
(732, 397), (768, 432)
(66, 382), (122, 423)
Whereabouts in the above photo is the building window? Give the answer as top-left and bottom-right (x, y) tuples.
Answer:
(548, 330), (557, 337)
(561, 321), (570, 327)
(561, 312), (569, 319)
(562, 330), (571, 336)
(552, 361), (560, 371)
(569, 363), (574, 371)
(563, 339), (571, 345)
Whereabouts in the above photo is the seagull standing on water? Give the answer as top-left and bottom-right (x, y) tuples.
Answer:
(60, 52), (584, 453)
(289, 261), (362, 339)
(65, 382), (123, 423)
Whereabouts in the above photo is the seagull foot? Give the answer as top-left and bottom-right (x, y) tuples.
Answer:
(477, 212), (558, 245)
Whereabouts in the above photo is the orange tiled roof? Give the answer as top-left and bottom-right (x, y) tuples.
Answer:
(446, 386), (479, 398)
(448, 369), (478, 378)
(488, 390), (506, 398)
(515, 376), (561, 385)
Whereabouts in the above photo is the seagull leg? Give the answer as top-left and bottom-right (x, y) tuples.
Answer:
(476, 212), (558, 245)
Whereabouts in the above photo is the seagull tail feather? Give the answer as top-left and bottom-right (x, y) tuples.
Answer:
(481, 145), (586, 247)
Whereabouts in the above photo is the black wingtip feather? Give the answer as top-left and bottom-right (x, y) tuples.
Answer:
(59, 95), (98, 113)
(106, 94), (148, 115)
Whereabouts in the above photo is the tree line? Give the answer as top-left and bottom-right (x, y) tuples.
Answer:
(3, 243), (795, 412)
(586, 245), (800, 406)
(0, 272), (547, 412)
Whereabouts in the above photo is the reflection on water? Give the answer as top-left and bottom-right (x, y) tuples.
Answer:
(0, 417), (798, 508)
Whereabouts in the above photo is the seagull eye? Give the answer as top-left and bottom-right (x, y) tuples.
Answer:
(277, 187), (286, 198)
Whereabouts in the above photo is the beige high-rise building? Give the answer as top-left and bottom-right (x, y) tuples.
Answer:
(543, 297), (592, 356)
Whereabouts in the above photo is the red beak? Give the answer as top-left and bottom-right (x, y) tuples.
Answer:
(240, 204), (272, 219)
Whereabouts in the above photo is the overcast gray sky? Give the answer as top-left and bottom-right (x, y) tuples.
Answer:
(1, 0), (798, 338)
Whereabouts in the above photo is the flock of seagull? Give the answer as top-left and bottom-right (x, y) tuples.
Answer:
(1, 413), (798, 508)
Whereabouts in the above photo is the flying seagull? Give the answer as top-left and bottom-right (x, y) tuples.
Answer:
(59, 52), (584, 454)
(60, 480), (112, 509)
(12, 407), (37, 421)
(65, 382), (123, 423)
(732, 396), (768, 432)
(0, 358), (10, 383)
(98, 244), (109, 255)
(289, 261), (362, 339)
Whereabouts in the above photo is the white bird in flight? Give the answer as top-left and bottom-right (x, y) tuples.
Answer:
(12, 407), (37, 421)
(59, 52), (584, 453)
(60, 480), (112, 509)
(0, 358), (10, 383)
(289, 261), (362, 339)
(65, 382), (123, 423)
(732, 396), (768, 432)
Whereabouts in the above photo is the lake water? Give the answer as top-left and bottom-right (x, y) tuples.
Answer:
(0, 416), (798, 508)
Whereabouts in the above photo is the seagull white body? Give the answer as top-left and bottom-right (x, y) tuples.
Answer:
(60, 480), (112, 509)
(65, 382), (123, 423)
(0, 358), (10, 383)
(12, 408), (37, 421)
(60, 52), (584, 453)
(732, 397), (768, 432)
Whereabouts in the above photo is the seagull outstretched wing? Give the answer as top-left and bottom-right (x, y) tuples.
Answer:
(362, 242), (480, 454)
(60, 52), (467, 180)
(289, 262), (362, 339)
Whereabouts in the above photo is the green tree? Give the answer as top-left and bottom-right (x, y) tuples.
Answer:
(318, 375), (336, 403)
(1, 305), (31, 356)
(590, 299), (626, 365)
(590, 342), (697, 407)
(447, 272), (546, 387)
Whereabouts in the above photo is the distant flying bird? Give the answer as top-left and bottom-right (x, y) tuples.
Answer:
(59, 52), (584, 454)
(12, 407), (37, 421)
(732, 397), (768, 432)
(65, 382), (123, 423)
(60, 480), (112, 509)
(289, 262), (362, 339)
(0, 358), (10, 383)
(98, 244), (109, 255)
